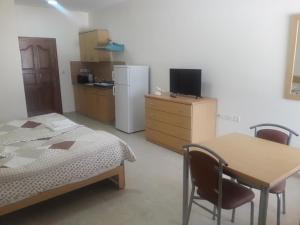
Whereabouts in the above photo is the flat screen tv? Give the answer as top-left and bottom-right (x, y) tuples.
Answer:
(170, 69), (202, 98)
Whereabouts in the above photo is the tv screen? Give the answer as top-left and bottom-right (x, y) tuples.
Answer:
(170, 69), (202, 97)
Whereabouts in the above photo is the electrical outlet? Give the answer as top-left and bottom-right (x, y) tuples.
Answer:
(232, 115), (241, 123)
(217, 114), (241, 123)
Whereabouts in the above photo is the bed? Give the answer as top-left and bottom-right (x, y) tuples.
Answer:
(0, 113), (135, 216)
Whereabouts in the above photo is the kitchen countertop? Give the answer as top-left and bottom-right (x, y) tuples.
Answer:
(73, 83), (114, 89)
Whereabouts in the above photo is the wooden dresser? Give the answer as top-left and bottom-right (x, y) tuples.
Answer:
(145, 94), (217, 154)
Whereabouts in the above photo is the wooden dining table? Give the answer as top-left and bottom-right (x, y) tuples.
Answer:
(182, 133), (300, 225)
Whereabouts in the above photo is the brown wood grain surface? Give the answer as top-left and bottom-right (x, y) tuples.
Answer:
(19, 37), (62, 116)
(201, 133), (300, 188)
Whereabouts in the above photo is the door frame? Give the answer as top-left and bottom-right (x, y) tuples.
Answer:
(18, 36), (63, 116)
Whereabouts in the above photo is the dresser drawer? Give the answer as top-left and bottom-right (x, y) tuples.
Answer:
(146, 98), (191, 117)
(146, 128), (189, 154)
(146, 119), (191, 141)
(146, 108), (191, 129)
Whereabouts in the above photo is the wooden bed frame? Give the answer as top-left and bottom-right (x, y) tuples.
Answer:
(0, 164), (125, 216)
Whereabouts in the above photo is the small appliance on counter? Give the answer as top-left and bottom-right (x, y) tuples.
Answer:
(93, 80), (114, 88)
(88, 73), (94, 83)
(77, 75), (89, 84)
(77, 68), (94, 84)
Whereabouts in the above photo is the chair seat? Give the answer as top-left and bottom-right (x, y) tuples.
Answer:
(269, 180), (286, 194)
(197, 179), (255, 210)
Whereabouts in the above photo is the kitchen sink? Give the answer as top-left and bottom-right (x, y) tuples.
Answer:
(93, 82), (114, 88)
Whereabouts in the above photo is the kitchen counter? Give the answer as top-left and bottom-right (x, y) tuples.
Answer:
(73, 82), (114, 89)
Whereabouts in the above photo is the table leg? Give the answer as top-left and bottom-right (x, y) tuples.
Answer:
(182, 152), (189, 225)
(258, 187), (269, 225)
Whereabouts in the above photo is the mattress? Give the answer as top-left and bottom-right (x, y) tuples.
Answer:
(0, 113), (135, 207)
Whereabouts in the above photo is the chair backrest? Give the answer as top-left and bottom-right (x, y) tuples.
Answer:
(184, 144), (228, 203)
(250, 123), (299, 145)
(257, 129), (289, 145)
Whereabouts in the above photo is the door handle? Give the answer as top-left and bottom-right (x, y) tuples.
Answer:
(113, 85), (116, 96)
(112, 71), (115, 81)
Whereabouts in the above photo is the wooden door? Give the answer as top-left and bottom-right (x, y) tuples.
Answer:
(19, 37), (62, 117)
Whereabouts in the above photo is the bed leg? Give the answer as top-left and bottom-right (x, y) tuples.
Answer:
(118, 164), (125, 189)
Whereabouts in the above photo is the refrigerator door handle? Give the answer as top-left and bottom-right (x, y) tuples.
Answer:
(112, 71), (115, 82)
(113, 85), (116, 96)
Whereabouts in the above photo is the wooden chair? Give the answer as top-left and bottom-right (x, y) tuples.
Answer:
(183, 144), (255, 225)
(249, 123), (298, 225)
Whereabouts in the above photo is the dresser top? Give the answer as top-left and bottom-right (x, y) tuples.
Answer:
(145, 94), (216, 105)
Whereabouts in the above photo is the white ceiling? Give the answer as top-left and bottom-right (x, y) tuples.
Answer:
(14, 0), (126, 12)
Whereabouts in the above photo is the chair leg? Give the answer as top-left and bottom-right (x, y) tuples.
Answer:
(231, 209), (236, 223)
(217, 207), (222, 225)
(250, 201), (254, 225)
(276, 194), (281, 225)
(185, 184), (195, 225)
(212, 206), (217, 220)
(282, 191), (286, 215)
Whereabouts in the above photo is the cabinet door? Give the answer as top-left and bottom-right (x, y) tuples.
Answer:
(94, 95), (105, 121)
(85, 31), (98, 62)
(96, 30), (111, 62)
(79, 30), (111, 62)
(97, 30), (110, 44)
(88, 93), (98, 119)
(74, 85), (80, 111)
(79, 33), (87, 61)
(80, 88), (88, 115)
(89, 90), (114, 122)
(75, 86), (115, 122)
(96, 95), (115, 122)
(85, 89), (97, 118)
(74, 85), (88, 115)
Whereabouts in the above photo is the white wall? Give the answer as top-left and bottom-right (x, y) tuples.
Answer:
(0, 0), (27, 122)
(15, 5), (89, 113)
(90, 0), (300, 147)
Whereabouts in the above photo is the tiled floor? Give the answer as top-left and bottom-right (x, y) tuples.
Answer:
(1, 113), (300, 225)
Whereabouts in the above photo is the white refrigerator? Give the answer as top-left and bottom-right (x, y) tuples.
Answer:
(113, 65), (149, 133)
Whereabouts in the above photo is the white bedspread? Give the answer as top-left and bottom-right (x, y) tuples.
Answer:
(0, 114), (135, 207)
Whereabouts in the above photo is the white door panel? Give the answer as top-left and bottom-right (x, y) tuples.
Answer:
(114, 65), (149, 133)
(113, 67), (130, 85)
(115, 84), (130, 132)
